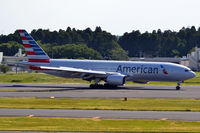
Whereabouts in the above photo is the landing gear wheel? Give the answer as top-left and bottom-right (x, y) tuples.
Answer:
(96, 84), (104, 89)
(176, 81), (182, 90)
(89, 84), (104, 89)
(103, 84), (117, 89)
(176, 86), (180, 90)
(89, 84), (94, 88)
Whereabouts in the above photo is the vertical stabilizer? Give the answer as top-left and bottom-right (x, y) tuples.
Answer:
(18, 29), (50, 63)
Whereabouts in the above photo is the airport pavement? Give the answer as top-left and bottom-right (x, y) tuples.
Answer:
(0, 83), (199, 98)
(0, 83), (200, 122)
(0, 108), (200, 121)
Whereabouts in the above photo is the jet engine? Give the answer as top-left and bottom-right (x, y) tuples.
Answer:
(106, 74), (126, 85)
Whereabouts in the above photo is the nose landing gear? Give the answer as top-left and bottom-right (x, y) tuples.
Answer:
(176, 81), (182, 90)
(176, 85), (180, 90)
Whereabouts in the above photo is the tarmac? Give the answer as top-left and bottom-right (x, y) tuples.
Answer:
(0, 83), (200, 121)
(0, 83), (199, 98)
(0, 108), (200, 121)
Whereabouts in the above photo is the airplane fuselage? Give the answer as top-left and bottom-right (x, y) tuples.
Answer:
(28, 59), (196, 82)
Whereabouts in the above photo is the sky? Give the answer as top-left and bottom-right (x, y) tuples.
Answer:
(0, 0), (200, 35)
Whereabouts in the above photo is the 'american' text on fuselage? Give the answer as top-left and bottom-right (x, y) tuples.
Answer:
(116, 65), (159, 74)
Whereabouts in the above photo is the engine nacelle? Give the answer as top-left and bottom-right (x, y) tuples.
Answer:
(106, 75), (126, 85)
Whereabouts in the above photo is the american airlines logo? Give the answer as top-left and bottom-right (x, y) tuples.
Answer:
(160, 65), (168, 74)
(116, 65), (159, 74)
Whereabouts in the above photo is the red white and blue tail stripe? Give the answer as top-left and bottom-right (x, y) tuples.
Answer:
(18, 30), (50, 63)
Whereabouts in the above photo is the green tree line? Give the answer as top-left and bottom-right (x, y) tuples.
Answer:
(0, 26), (200, 59)
(119, 26), (200, 57)
(0, 27), (128, 60)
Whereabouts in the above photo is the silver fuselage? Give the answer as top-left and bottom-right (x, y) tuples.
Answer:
(28, 59), (196, 82)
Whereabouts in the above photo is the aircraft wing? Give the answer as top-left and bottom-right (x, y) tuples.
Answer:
(40, 66), (108, 77)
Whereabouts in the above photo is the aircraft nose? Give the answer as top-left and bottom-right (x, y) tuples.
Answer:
(189, 71), (196, 79)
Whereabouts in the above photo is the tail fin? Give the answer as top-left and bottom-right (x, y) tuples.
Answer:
(18, 29), (50, 63)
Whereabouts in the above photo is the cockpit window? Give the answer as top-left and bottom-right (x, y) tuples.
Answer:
(185, 69), (191, 72)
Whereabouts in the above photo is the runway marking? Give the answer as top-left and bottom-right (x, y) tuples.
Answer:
(27, 114), (34, 117)
(161, 118), (167, 120)
(92, 116), (101, 121)
(50, 96), (55, 99)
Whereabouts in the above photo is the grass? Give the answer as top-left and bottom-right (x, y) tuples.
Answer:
(0, 72), (89, 84)
(0, 72), (199, 85)
(0, 117), (200, 132)
(1, 97), (200, 111)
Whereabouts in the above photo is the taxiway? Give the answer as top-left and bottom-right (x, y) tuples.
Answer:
(0, 83), (199, 98)
(0, 108), (200, 121)
(0, 83), (200, 121)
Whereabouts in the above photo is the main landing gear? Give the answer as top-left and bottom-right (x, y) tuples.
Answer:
(176, 81), (182, 90)
(89, 84), (104, 89)
(89, 78), (118, 89)
(89, 84), (117, 89)
(89, 78), (104, 88)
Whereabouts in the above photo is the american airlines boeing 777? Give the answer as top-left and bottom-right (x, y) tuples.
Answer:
(19, 30), (196, 90)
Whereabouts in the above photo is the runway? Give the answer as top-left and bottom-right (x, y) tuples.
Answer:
(0, 83), (199, 98)
(0, 108), (200, 121)
(0, 83), (200, 121)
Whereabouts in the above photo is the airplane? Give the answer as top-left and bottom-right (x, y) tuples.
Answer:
(18, 29), (196, 90)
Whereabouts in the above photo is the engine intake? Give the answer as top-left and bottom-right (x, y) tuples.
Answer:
(106, 74), (126, 85)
